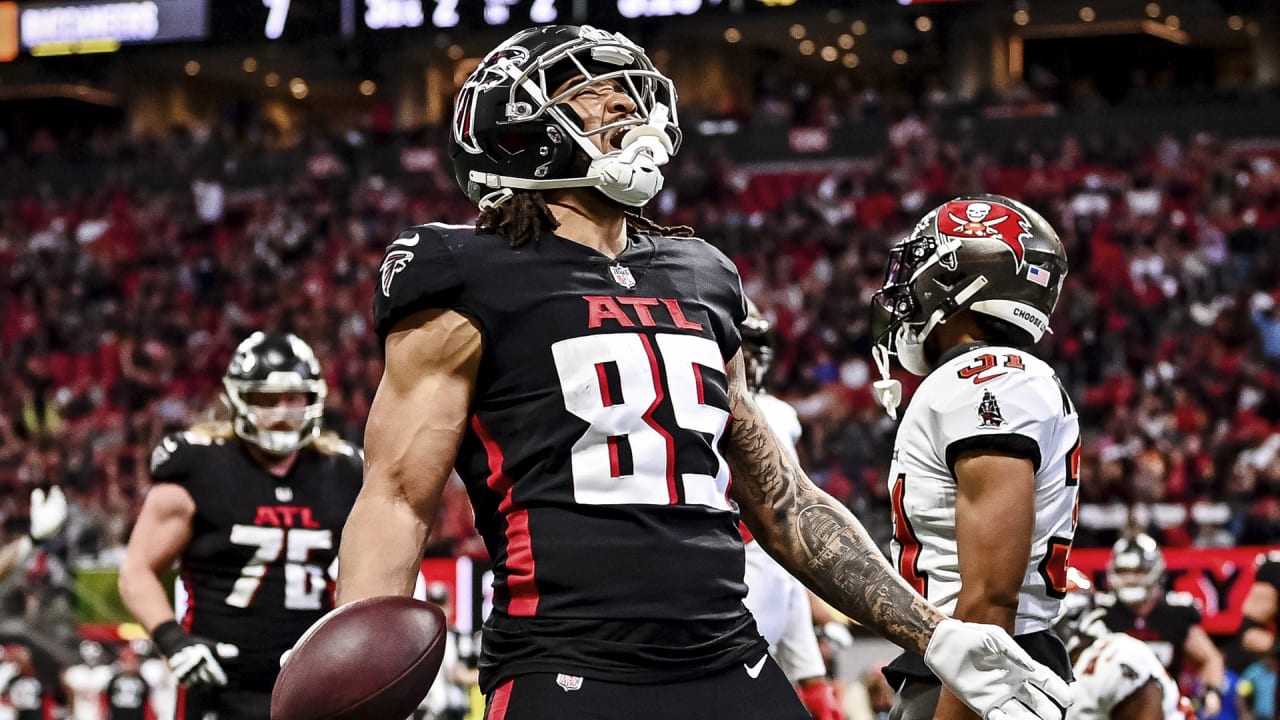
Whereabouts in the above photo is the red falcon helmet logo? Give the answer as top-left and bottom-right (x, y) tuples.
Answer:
(940, 199), (1035, 268)
(380, 250), (414, 297)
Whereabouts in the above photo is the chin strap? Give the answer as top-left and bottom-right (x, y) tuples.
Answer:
(871, 343), (902, 420)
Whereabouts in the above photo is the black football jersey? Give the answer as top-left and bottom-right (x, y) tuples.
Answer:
(149, 429), (363, 691)
(1098, 591), (1201, 673)
(104, 672), (150, 720)
(2, 675), (48, 720)
(374, 223), (762, 691)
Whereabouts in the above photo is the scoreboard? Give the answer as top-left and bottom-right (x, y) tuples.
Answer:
(213, 0), (727, 41)
(3, 0), (749, 57)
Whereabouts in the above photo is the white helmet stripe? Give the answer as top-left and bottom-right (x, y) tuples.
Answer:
(969, 298), (1051, 341)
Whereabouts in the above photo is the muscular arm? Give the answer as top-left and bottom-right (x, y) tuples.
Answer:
(936, 452), (1037, 720)
(337, 309), (482, 604)
(118, 485), (196, 632)
(1239, 580), (1277, 655)
(1111, 680), (1166, 720)
(725, 350), (943, 655)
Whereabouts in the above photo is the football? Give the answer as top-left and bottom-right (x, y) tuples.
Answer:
(271, 596), (448, 720)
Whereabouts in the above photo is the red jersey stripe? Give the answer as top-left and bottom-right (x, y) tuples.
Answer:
(471, 415), (539, 616)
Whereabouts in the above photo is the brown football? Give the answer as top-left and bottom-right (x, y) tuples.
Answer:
(271, 596), (447, 720)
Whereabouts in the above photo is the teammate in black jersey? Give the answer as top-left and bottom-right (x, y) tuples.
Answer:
(1101, 534), (1226, 717)
(119, 332), (362, 720)
(103, 647), (152, 720)
(334, 24), (1072, 720)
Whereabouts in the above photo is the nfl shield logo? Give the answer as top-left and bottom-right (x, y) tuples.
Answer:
(556, 674), (584, 692)
(275, 486), (294, 502)
(609, 264), (636, 289)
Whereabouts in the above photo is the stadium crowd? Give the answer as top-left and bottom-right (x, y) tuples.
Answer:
(2, 104), (1280, 592)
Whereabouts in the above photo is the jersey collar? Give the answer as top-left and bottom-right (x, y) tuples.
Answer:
(935, 340), (990, 368)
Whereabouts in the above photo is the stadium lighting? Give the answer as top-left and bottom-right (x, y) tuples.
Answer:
(1079, 6), (1095, 22)
(1164, 15), (1179, 30)
(359, 80), (377, 96)
(893, 49), (908, 65)
(842, 52), (858, 68)
(838, 33), (854, 49)
(1145, 3), (1160, 18)
(798, 39), (815, 55)
(242, 57), (258, 72)
(724, 28), (740, 43)
(447, 44), (464, 60)
(1014, 9), (1030, 25)
(851, 20), (867, 35)
(290, 77), (308, 99)
(915, 16), (932, 32)
(1227, 15), (1243, 31)
(184, 60), (200, 76)
(789, 24), (806, 39)
(820, 46), (837, 61)
(265, 72), (280, 88)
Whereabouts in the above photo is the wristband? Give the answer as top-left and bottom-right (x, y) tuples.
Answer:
(151, 620), (191, 658)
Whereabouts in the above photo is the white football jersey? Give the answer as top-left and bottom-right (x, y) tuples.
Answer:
(139, 658), (175, 720)
(1069, 633), (1184, 720)
(63, 664), (112, 720)
(754, 393), (802, 462)
(742, 391), (828, 682)
(887, 344), (1080, 635)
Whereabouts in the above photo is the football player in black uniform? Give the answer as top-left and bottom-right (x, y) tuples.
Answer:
(118, 332), (362, 720)
(103, 647), (152, 720)
(1100, 534), (1227, 717)
(0, 645), (53, 720)
(335, 24), (1071, 720)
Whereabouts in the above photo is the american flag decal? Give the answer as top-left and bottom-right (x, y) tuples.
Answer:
(1026, 265), (1051, 287)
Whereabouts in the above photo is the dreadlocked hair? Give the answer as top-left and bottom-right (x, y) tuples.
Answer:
(625, 211), (694, 239)
(477, 192), (559, 248)
(477, 192), (696, 247)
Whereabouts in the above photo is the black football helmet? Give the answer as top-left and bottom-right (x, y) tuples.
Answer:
(1107, 533), (1166, 607)
(740, 298), (776, 393)
(449, 24), (681, 209)
(223, 332), (327, 455)
(872, 194), (1067, 378)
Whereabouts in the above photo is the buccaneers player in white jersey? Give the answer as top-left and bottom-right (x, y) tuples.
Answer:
(870, 195), (1080, 720)
(1055, 569), (1190, 720)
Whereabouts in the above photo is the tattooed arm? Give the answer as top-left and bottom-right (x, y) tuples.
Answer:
(725, 350), (944, 656)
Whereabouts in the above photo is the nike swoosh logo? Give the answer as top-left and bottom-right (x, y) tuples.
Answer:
(744, 654), (768, 679)
(392, 232), (420, 247)
(972, 372), (1007, 385)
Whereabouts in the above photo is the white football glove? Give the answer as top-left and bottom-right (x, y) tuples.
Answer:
(29, 487), (67, 542)
(167, 643), (230, 687)
(924, 618), (1073, 720)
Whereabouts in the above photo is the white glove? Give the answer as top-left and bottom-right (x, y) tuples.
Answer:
(924, 618), (1073, 720)
(168, 643), (229, 687)
(29, 487), (67, 541)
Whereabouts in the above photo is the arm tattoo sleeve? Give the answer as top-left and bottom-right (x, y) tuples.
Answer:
(725, 353), (941, 656)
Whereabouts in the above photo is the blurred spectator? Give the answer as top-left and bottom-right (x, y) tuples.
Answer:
(0, 645), (54, 720)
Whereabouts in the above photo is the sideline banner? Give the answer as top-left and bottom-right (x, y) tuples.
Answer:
(1070, 545), (1280, 636)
